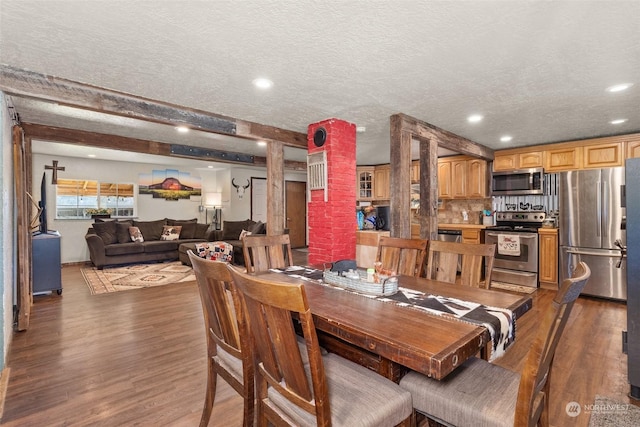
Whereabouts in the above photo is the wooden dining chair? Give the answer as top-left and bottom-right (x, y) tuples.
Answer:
(188, 251), (254, 427)
(375, 236), (428, 277)
(400, 261), (591, 427)
(242, 233), (294, 273)
(227, 264), (414, 427)
(425, 240), (496, 288)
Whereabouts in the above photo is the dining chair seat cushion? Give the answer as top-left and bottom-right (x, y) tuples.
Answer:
(214, 345), (243, 383)
(267, 353), (413, 427)
(215, 337), (320, 386)
(399, 357), (520, 427)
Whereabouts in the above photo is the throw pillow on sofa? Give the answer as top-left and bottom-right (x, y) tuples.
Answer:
(132, 219), (165, 241)
(170, 221), (197, 239)
(222, 219), (254, 240)
(249, 221), (266, 235)
(129, 226), (144, 242)
(92, 221), (118, 245)
(160, 225), (182, 241)
(115, 221), (133, 243)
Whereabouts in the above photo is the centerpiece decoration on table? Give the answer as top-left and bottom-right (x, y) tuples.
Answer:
(323, 260), (398, 296)
(86, 208), (113, 219)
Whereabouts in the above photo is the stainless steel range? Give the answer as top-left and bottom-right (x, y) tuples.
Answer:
(485, 211), (546, 288)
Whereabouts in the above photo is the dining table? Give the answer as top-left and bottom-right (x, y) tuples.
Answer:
(258, 267), (533, 382)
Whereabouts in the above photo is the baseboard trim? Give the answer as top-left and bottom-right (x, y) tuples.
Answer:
(0, 367), (10, 420)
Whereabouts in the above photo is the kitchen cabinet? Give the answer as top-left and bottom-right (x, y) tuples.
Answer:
(451, 160), (467, 198)
(438, 156), (488, 199)
(582, 142), (623, 168)
(538, 228), (558, 289)
(356, 166), (374, 201)
(545, 146), (581, 172)
(493, 151), (543, 172)
(462, 228), (482, 245)
(373, 164), (390, 200)
(628, 141), (640, 158)
(437, 161), (452, 199)
(466, 158), (487, 198)
(494, 133), (640, 173)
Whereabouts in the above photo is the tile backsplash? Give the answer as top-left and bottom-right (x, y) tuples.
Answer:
(437, 199), (492, 224)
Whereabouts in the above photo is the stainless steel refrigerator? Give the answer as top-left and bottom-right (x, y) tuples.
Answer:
(559, 167), (626, 300)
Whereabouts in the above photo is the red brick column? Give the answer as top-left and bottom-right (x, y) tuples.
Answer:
(307, 119), (357, 265)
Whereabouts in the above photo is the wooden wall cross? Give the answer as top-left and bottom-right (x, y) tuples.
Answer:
(45, 160), (65, 184)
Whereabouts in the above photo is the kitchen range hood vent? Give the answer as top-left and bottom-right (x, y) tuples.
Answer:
(307, 151), (327, 201)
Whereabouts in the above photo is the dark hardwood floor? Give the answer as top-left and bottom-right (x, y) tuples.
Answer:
(1, 255), (632, 426)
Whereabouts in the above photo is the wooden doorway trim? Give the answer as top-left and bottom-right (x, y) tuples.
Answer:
(389, 113), (494, 240)
(12, 125), (32, 331)
(285, 180), (307, 248)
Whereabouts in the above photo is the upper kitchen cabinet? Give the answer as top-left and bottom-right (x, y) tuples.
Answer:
(466, 158), (488, 198)
(437, 160), (452, 199)
(438, 156), (488, 199)
(544, 146), (581, 172)
(494, 133), (640, 173)
(629, 141), (640, 158)
(373, 164), (391, 200)
(493, 150), (543, 171)
(451, 159), (467, 198)
(545, 141), (623, 171)
(582, 142), (624, 168)
(356, 166), (374, 201)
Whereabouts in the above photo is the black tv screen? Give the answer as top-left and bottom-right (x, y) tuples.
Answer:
(38, 172), (48, 234)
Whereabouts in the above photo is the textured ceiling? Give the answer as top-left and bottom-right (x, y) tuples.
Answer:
(1, 1), (639, 167)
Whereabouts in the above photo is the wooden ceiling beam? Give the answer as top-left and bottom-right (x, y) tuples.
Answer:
(393, 113), (494, 161)
(21, 123), (307, 170)
(0, 64), (307, 149)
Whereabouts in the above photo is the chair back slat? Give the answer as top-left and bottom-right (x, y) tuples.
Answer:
(376, 236), (428, 277)
(515, 261), (591, 426)
(228, 265), (331, 423)
(426, 240), (496, 288)
(242, 234), (293, 273)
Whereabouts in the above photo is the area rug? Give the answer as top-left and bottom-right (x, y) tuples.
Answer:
(82, 261), (196, 295)
(490, 281), (537, 294)
(588, 395), (640, 426)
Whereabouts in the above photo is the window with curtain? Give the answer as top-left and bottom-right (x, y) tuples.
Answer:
(55, 179), (136, 219)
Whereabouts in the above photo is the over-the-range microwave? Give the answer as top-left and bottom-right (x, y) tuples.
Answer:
(491, 167), (544, 196)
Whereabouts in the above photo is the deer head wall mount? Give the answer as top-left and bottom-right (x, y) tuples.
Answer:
(232, 178), (250, 199)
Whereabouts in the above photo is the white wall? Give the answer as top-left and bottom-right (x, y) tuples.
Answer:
(1, 93), (16, 369)
(225, 167), (307, 228)
(33, 153), (212, 263)
(32, 153), (307, 264)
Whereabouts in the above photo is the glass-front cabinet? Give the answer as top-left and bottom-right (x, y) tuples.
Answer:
(356, 166), (374, 201)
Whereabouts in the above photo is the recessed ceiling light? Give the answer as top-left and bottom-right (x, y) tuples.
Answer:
(610, 119), (628, 125)
(175, 126), (189, 133)
(356, 126), (366, 133)
(207, 165), (214, 169)
(87, 154), (97, 158)
(467, 114), (483, 123)
(500, 136), (512, 142)
(257, 140), (267, 146)
(607, 83), (633, 93)
(253, 78), (273, 89)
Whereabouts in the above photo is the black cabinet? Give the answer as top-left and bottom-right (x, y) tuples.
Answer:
(32, 231), (62, 295)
